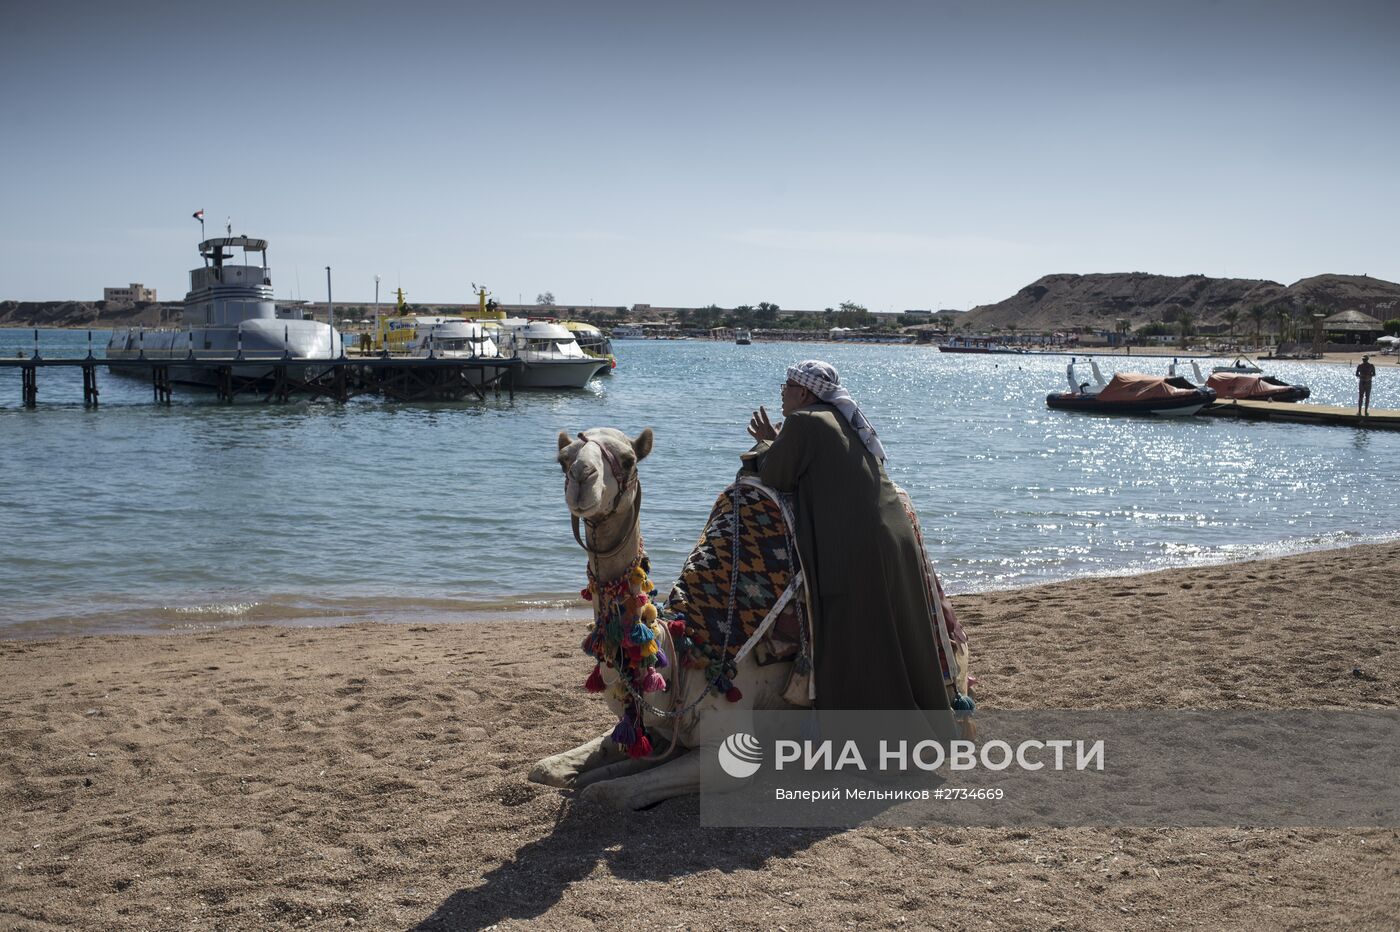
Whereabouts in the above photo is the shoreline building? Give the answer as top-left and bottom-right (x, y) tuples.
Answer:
(103, 283), (157, 306)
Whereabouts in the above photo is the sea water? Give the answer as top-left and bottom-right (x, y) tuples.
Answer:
(1, 327), (1397, 637)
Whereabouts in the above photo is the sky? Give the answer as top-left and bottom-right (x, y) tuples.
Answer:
(1, 0), (1397, 312)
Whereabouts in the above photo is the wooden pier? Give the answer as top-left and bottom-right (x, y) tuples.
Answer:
(1201, 399), (1400, 430)
(0, 353), (523, 407)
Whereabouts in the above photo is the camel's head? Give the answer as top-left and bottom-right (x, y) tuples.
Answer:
(556, 427), (654, 520)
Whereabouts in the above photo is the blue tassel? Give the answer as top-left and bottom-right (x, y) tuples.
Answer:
(611, 715), (637, 747)
(629, 622), (654, 645)
(952, 693), (975, 711)
(714, 675), (731, 693)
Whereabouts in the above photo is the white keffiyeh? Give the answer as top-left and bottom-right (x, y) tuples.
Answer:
(786, 360), (888, 464)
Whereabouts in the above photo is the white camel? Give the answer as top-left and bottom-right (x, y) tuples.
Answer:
(530, 427), (970, 810)
(529, 427), (798, 810)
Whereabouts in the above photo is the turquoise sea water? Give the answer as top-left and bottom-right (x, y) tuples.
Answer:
(2, 327), (1398, 638)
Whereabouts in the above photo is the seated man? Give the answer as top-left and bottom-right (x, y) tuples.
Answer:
(745, 360), (951, 712)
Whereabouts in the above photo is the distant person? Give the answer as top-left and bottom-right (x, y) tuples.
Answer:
(1356, 355), (1376, 415)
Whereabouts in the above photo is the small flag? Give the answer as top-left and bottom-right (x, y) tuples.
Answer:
(192, 209), (204, 221)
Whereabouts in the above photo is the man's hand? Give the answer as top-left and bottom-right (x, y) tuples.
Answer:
(748, 405), (779, 442)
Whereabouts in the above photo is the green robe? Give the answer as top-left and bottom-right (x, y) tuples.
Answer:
(752, 402), (951, 712)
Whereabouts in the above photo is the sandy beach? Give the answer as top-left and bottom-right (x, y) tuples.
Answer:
(2, 542), (1398, 931)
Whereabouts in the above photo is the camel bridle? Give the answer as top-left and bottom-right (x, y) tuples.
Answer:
(568, 432), (641, 557)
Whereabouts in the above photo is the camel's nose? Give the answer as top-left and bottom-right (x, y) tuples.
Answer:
(567, 462), (602, 513)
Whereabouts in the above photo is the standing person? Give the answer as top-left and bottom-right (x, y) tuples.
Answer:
(745, 360), (950, 712)
(1356, 354), (1376, 415)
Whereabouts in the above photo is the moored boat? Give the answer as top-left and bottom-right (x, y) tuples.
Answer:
(735, 329), (752, 345)
(1047, 358), (1215, 416)
(1212, 355), (1263, 374)
(107, 235), (343, 385)
(1187, 360), (1309, 402)
(492, 319), (608, 388)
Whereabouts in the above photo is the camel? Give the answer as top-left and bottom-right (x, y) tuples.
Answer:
(531, 427), (970, 810)
(529, 427), (798, 810)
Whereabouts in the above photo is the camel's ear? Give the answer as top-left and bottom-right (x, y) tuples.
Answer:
(632, 427), (653, 462)
(557, 430), (572, 452)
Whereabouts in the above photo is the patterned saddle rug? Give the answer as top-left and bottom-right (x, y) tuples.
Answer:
(665, 479), (808, 676)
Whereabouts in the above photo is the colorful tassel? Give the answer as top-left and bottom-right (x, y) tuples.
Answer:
(669, 619), (687, 638)
(725, 685), (743, 702)
(639, 603), (657, 623)
(628, 622), (654, 644)
(581, 631), (596, 655)
(628, 734), (652, 759)
(584, 663), (605, 693)
(641, 669), (666, 693)
(952, 693), (976, 711)
(611, 715), (636, 747)
(580, 585), (593, 602)
(654, 649), (669, 670)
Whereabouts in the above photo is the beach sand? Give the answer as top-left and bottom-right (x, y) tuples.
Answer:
(2, 543), (1398, 930)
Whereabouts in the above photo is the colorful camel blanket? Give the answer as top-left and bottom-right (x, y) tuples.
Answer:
(664, 479), (807, 678)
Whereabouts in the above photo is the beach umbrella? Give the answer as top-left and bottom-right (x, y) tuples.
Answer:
(1377, 335), (1400, 345)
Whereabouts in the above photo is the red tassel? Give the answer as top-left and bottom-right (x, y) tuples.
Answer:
(585, 664), (605, 693)
(628, 735), (652, 759)
(627, 645), (642, 661)
(634, 594), (649, 609)
(580, 586), (593, 602)
(725, 686), (743, 702)
(668, 619), (686, 637)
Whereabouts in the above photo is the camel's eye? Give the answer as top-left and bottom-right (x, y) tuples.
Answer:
(620, 455), (635, 471)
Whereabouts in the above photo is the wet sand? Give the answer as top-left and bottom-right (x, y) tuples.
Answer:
(2, 541), (1398, 930)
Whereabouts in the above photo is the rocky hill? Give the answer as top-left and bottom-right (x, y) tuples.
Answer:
(962, 272), (1400, 332)
(0, 301), (183, 329)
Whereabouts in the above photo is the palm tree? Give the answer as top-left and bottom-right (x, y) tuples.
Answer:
(1249, 305), (1267, 348)
(1275, 307), (1292, 343)
(1223, 307), (1241, 347)
(1177, 309), (1196, 347)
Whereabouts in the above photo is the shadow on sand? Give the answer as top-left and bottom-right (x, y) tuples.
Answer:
(412, 793), (838, 929)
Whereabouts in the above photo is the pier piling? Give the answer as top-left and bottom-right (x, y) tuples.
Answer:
(82, 364), (99, 407)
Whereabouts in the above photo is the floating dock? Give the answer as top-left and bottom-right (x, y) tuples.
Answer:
(0, 354), (523, 407)
(1201, 399), (1400, 430)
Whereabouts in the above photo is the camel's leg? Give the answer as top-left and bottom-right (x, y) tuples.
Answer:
(578, 748), (704, 810)
(529, 734), (628, 787)
(573, 754), (669, 789)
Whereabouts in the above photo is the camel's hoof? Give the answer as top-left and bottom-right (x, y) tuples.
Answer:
(528, 761), (575, 788)
(577, 779), (635, 810)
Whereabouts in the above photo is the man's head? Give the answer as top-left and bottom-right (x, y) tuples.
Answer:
(1363, 355), (1371, 362)
(782, 360), (842, 416)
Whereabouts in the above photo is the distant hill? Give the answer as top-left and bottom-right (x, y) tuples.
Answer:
(0, 300), (182, 329)
(962, 272), (1400, 332)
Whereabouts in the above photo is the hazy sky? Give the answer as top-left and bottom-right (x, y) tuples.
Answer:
(1, 0), (1396, 311)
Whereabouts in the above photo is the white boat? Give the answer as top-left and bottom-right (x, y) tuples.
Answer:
(492, 319), (608, 388)
(405, 317), (498, 359)
(1212, 355), (1263, 374)
(610, 324), (644, 339)
(735, 329), (752, 345)
(106, 235), (343, 385)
